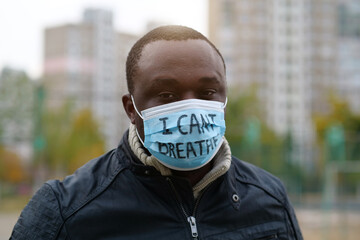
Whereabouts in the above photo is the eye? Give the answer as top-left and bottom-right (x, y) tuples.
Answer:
(202, 89), (217, 96)
(158, 92), (176, 99)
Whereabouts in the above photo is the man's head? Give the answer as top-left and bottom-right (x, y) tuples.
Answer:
(122, 25), (227, 141)
(126, 25), (226, 94)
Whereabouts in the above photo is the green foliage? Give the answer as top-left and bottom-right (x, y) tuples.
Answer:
(338, 172), (360, 195)
(64, 109), (105, 173)
(0, 147), (27, 183)
(313, 93), (360, 162)
(41, 101), (74, 170)
(312, 92), (360, 195)
(0, 67), (33, 184)
(224, 85), (307, 195)
(225, 85), (261, 145)
(225, 86), (289, 170)
(314, 94), (354, 141)
(41, 102), (105, 175)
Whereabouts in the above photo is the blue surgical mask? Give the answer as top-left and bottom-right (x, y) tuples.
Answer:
(132, 96), (227, 171)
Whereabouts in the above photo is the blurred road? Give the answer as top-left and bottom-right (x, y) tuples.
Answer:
(297, 208), (360, 240)
(0, 212), (19, 240)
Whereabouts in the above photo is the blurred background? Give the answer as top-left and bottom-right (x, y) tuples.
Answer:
(0, 0), (360, 239)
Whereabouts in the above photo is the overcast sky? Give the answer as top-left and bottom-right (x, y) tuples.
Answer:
(0, 0), (208, 78)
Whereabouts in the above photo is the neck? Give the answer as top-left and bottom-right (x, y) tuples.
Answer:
(172, 161), (213, 187)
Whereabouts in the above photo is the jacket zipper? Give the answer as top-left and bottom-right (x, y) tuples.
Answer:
(166, 177), (204, 239)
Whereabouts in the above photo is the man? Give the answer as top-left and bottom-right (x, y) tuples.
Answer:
(11, 25), (303, 239)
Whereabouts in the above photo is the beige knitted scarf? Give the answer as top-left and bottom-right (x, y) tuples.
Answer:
(128, 124), (232, 197)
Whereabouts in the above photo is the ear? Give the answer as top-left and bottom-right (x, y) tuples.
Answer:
(122, 93), (136, 124)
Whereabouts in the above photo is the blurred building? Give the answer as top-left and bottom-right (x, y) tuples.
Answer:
(337, 0), (360, 114)
(310, 0), (338, 113)
(209, 0), (338, 165)
(44, 23), (94, 109)
(0, 67), (35, 162)
(116, 32), (139, 135)
(43, 9), (138, 149)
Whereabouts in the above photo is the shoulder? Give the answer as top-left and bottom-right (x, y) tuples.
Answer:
(11, 149), (125, 239)
(11, 183), (63, 239)
(227, 157), (304, 239)
(230, 155), (287, 203)
(47, 149), (125, 218)
(11, 133), (133, 239)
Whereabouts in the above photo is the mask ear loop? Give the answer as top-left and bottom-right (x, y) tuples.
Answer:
(131, 95), (144, 120)
(130, 95), (146, 146)
(135, 128), (145, 146)
(223, 97), (228, 108)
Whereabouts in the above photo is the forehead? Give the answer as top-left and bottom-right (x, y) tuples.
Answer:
(136, 39), (225, 78)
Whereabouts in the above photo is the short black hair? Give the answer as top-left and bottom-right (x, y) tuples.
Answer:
(125, 25), (226, 94)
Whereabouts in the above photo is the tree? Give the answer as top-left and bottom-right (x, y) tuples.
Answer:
(313, 93), (360, 161)
(40, 101), (74, 172)
(225, 85), (263, 147)
(0, 147), (26, 184)
(64, 109), (105, 173)
(224, 85), (307, 196)
(225, 85), (284, 171)
(0, 67), (34, 193)
(42, 105), (105, 175)
(313, 93), (360, 196)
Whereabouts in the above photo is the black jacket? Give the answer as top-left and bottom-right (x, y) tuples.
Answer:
(11, 130), (303, 239)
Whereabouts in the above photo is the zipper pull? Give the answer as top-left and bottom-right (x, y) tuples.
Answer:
(187, 216), (199, 239)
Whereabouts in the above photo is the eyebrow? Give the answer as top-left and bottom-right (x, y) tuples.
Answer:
(198, 77), (221, 84)
(150, 78), (179, 88)
(150, 77), (221, 89)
